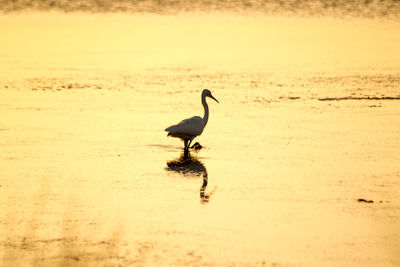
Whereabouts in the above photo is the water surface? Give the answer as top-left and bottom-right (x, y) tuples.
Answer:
(0, 11), (400, 266)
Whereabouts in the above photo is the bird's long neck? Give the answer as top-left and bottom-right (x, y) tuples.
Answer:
(202, 95), (209, 126)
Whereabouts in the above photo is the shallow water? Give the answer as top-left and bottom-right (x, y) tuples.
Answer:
(1, 13), (400, 266)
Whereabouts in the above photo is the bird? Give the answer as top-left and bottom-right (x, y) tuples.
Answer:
(165, 89), (219, 152)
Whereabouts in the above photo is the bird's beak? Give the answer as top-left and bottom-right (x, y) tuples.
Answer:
(210, 94), (219, 103)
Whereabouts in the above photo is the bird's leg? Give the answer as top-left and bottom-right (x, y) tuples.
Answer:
(187, 139), (193, 150)
(183, 149), (190, 158)
(184, 140), (189, 152)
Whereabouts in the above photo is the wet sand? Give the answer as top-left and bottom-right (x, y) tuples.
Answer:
(1, 13), (400, 266)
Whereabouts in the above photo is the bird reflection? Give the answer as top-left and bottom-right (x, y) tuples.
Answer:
(165, 151), (215, 203)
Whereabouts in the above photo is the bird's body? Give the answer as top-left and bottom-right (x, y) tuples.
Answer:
(166, 116), (205, 139)
(165, 89), (218, 151)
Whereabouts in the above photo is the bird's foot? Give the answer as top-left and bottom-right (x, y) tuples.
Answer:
(190, 142), (203, 150)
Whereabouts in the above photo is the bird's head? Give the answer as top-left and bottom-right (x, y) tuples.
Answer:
(203, 89), (219, 103)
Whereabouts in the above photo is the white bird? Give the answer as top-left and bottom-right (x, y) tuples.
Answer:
(165, 89), (219, 152)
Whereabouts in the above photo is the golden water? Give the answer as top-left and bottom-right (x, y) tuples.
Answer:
(0, 13), (400, 266)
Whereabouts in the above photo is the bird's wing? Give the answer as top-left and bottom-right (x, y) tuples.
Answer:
(165, 116), (205, 136)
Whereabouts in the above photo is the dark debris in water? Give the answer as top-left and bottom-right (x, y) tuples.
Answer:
(319, 96), (400, 101)
(357, 198), (374, 203)
(65, 255), (80, 261)
(31, 83), (104, 91)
